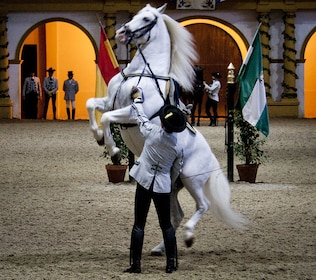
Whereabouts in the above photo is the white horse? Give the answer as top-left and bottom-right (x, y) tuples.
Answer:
(86, 3), (248, 254)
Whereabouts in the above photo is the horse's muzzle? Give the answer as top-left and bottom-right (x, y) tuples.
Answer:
(115, 27), (131, 45)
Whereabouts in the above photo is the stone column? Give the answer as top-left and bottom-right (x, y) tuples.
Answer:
(268, 11), (299, 117)
(104, 13), (117, 50)
(282, 12), (298, 99)
(0, 13), (12, 119)
(258, 12), (271, 97)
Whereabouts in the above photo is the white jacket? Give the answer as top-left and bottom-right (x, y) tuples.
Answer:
(130, 102), (183, 193)
(204, 80), (221, 102)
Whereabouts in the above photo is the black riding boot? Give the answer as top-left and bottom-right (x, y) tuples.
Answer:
(209, 118), (213, 126)
(124, 225), (144, 273)
(163, 227), (178, 273)
(67, 108), (70, 119)
(212, 117), (217, 126)
(72, 109), (75, 120)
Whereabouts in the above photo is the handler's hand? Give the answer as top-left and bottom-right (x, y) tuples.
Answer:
(131, 86), (141, 100)
(134, 97), (143, 104)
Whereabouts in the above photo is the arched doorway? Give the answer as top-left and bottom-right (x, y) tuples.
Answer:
(181, 19), (246, 122)
(303, 29), (316, 118)
(20, 21), (96, 120)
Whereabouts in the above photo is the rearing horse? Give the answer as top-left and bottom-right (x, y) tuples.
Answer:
(86, 3), (248, 255)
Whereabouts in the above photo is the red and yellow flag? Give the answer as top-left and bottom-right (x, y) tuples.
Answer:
(95, 27), (120, 98)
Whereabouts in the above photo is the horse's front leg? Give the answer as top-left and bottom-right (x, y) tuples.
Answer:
(86, 97), (112, 145)
(100, 106), (132, 160)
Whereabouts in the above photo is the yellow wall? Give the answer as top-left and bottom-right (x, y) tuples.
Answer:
(304, 31), (316, 118)
(45, 22), (96, 120)
(23, 21), (96, 120)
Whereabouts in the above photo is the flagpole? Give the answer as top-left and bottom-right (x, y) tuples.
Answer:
(237, 22), (269, 137)
(95, 14), (135, 178)
(96, 13), (105, 30)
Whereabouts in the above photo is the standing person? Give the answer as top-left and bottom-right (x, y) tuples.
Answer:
(22, 71), (42, 119)
(204, 72), (221, 126)
(63, 71), (79, 120)
(190, 65), (204, 126)
(125, 88), (186, 274)
(43, 67), (58, 120)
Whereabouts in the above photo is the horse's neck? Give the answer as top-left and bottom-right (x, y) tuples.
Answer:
(125, 38), (170, 77)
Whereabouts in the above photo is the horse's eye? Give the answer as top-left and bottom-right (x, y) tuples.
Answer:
(143, 17), (150, 23)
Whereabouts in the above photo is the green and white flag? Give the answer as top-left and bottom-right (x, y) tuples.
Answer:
(237, 27), (269, 137)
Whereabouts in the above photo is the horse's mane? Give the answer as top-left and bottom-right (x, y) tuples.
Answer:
(162, 14), (198, 92)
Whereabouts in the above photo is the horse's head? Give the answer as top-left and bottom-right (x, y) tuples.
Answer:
(115, 3), (197, 93)
(115, 4), (167, 46)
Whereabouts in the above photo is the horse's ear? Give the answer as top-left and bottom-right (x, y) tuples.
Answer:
(157, 3), (167, 14)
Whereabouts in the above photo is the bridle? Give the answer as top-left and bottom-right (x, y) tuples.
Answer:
(123, 15), (158, 45)
(121, 13), (166, 100)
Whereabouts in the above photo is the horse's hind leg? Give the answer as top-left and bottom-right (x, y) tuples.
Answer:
(183, 181), (210, 247)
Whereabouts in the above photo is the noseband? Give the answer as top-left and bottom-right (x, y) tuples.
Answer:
(124, 15), (158, 45)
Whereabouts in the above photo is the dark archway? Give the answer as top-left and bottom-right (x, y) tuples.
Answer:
(180, 18), (246, 122)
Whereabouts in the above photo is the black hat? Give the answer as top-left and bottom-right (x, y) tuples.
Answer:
(211, 72), (221, 79)
(68, 71), (73, 75)
(159, 104), (187, 133)
(46, 67), (55, 72)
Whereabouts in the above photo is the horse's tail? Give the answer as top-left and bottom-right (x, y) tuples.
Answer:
(204, 170), (249, 231)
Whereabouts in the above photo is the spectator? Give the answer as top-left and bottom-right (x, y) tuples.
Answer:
(63, 71), (79, 120)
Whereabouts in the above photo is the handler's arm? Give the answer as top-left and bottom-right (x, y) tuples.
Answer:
(131, 100), (154, 138)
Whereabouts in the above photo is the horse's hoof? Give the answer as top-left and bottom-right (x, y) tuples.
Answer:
(150, 243), (165, 256)
(150, 250), (164, 256)
(150, 251), (164, 256)
(96, 137), (105, 146)
(185, 237), (195, 248)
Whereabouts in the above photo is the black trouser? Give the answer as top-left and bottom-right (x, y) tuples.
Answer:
(44, 94), (57, 119)
(134, 183), (172, 231)
(128, 183), (177, 270)
(205, 98), (218, 125)
(25, 91), (38, 119)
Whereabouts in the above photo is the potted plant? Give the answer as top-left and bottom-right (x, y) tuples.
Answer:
(234, 110), (268, 183)
(103, 123), (129, 183)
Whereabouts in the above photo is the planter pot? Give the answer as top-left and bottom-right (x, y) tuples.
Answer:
(105, 164), (128, 183)
(236, 164), (259, 183)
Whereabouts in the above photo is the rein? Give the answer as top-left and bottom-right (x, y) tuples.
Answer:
(118, 12), (174, 124)
(135, 44), (165, 100)
(122, 13), (165, 100)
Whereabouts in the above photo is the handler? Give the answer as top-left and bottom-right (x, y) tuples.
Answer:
(204, 72), (221, 126)
(124, 88), (186, 274)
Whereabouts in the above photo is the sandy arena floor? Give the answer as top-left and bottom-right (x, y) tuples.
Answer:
(0, 118), (315, 279)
